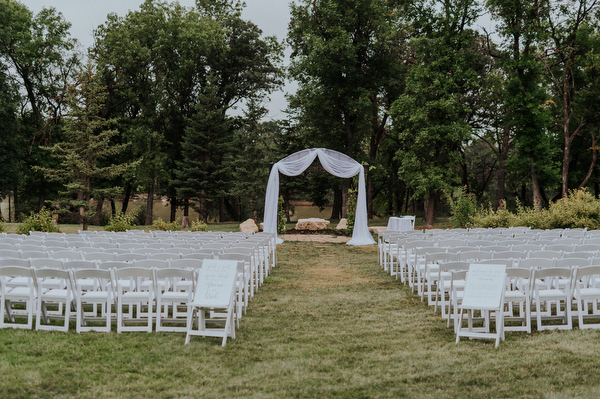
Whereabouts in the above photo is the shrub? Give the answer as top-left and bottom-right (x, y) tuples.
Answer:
(190, 220), (208, 232)
(0, 221), (5, 233)
(152, 217), (182, 231)
(446, 186), (477, 229)
(472, 189), (600, 230)
(278, 196), (286, 234)
(545, 189), (600, 229)
(17, 207), (61, 235)
(346, 188), (357, 235)
(472, 201), (515, 228)
(104, 212), (134, 232)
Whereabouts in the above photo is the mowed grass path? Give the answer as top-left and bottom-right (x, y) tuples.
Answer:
(2, 242), (600, 398)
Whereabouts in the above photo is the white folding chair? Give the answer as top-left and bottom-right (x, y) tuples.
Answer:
(503, 268), (532, 333)
(72, 268), (114, 333)
(154, 268), (195, 332)
(114, 267), (155, 333)
(531, 267), (573, 331)
(34, 268), (74, 332)
(0, 266), (38, 329)
(572, 266), (600, 329)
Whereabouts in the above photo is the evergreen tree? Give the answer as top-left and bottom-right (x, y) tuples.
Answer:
(36, 64), (136, 229)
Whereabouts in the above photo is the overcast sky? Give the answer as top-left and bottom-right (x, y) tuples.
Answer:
(22, 0), (294, 119)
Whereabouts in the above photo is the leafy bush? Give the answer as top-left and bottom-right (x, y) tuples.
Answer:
(545, 189), (600, 229)
(472, 189), (600, 230)
(17, 207), (61, 235)
(0, 221), (5, 233)
(152, 217), (182, 231)
(104, 212), (134, 232)
(278, 196), (286, 234)
(346, 188), (357, 235)
(472, 201), (515, 228)
(190, 220), (208, 232)
(446, 186), (477, 228)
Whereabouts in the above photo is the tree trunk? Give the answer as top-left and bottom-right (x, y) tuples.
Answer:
(330, 188), (342, 219)
(121, 181), (132, 214)
(497, 124), (511, 208)
(424, 190), (437, 229)
(38, 175), (46, 211)
(341, 184), (349, 218)
(199, 189), (208, 223)
(220, 197), (225, 222)
(145, 179), (155, 226)
(170, 196), (177, 223)
(94, 198), (104, 225)
(111, 199), (116, 216)
(561, 136), (573, 197)
(531, 162), (543, 211)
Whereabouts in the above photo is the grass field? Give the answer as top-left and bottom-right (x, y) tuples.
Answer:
(2, 240), (599, 398)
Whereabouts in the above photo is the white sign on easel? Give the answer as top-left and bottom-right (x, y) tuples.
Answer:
(461, 263), (506, 310)
(194, 259), (238, 308)
(456, 263), (507, 348)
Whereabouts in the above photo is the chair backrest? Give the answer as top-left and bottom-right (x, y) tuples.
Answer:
(458, 250), (492, 262)
(425, 252), (458, 264)
(97, 261), (130, 271)
(532, 267), (573, 290)
(133, 259), (169, 269)
(0, 250), (22, 259)
(170, 258), (203, 270)
(63, 260), (98, 270)
(182, 253), (215, 261)
(51, 250), (83, 261)
(83, 252), (117, 262)
(554, 257), (591, 268)
(529, 250), (563, 260)
(29, 258), (64, 269)
(0, 258), (30, 267)
(115, 252), (147, 262)
(517, 257), (553, 269)
(493, 251), (528, 260)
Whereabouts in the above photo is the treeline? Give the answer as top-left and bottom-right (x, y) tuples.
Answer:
(1, 0), (599, 229)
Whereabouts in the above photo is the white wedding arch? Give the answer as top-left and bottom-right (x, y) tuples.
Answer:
(263, 148), (376, 246)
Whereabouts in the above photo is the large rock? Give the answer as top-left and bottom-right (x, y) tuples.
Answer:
(336, 218), (347, 230)
(239, 218), (259, 233)
(295, 218), (330, 231)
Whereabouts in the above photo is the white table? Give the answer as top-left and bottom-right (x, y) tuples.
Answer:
(387, 216), (414, 232)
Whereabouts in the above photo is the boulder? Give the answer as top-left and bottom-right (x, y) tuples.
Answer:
(295, 218), (330, 231)
(239, 218), (259, 233)
(336, 218), (347, 230)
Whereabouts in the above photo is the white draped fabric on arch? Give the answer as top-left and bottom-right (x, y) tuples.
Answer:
(263, 148), (376, 246)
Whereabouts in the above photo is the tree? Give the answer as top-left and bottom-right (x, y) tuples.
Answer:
(36, 64), (135, 230)
(93, 0), (283, 224)
(287, 0), (410, 217)
(486, 0), (557, 210)
(390, 0), (486, 227)
(542, 0), (599, 196)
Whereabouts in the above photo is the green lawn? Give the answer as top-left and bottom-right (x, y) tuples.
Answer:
(2, 241), (598, 398)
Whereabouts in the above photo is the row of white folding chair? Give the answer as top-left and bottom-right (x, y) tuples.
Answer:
(446, 265), (600, 333)
(0, 264), (212, 333)
(407, 244), (598, 306)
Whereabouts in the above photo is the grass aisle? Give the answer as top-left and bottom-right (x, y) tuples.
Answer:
(2, 242), (600, 398)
